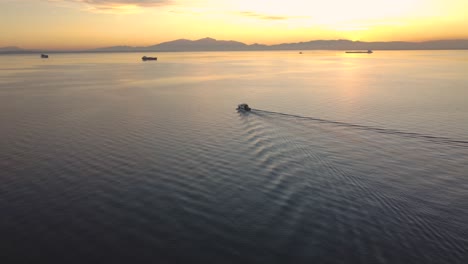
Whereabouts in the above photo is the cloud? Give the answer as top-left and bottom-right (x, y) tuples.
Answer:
(51, 0), (173, 13)
(78, 0), (171, 6)
(239, 11), (290, 21)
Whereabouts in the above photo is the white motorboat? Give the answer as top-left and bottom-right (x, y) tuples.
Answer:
(237, 103), (251, 112)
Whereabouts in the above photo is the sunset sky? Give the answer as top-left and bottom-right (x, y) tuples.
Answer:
(1, 0), (468, 50)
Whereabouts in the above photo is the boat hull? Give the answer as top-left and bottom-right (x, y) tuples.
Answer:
(345, 51), (373, 54)
(142, 56), (157, 61)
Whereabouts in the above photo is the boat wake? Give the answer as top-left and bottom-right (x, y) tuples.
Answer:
(234, 106), (468, 263)
(251, 109), (468, 147)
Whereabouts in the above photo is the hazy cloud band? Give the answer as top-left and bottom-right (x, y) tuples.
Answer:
(51, 0), (173, 11)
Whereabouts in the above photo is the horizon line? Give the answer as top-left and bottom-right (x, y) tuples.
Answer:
(2, 37), (468, 53)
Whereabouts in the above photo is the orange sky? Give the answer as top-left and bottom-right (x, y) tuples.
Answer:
(1, 0), (468, 50)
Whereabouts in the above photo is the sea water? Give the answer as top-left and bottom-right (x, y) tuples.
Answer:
(1, 51), (468, 263)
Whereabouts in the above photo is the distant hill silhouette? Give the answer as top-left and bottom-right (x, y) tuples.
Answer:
(2, 38), (468, 54)
(87, 38), (468, 52)
(0, 46), (27, 53)
(148, 37), (250, 51)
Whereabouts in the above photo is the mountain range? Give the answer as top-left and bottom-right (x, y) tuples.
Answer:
(2, 38), (468, 54)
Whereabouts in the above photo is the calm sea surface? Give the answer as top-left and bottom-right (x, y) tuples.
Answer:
(1, 51), (468, 263)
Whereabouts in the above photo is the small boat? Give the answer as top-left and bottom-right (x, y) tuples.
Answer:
(142, 56), (157, 61)
(41, 54), (49, 58)
(345, 50), (373, 54)
(237, 103), (251, 112)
